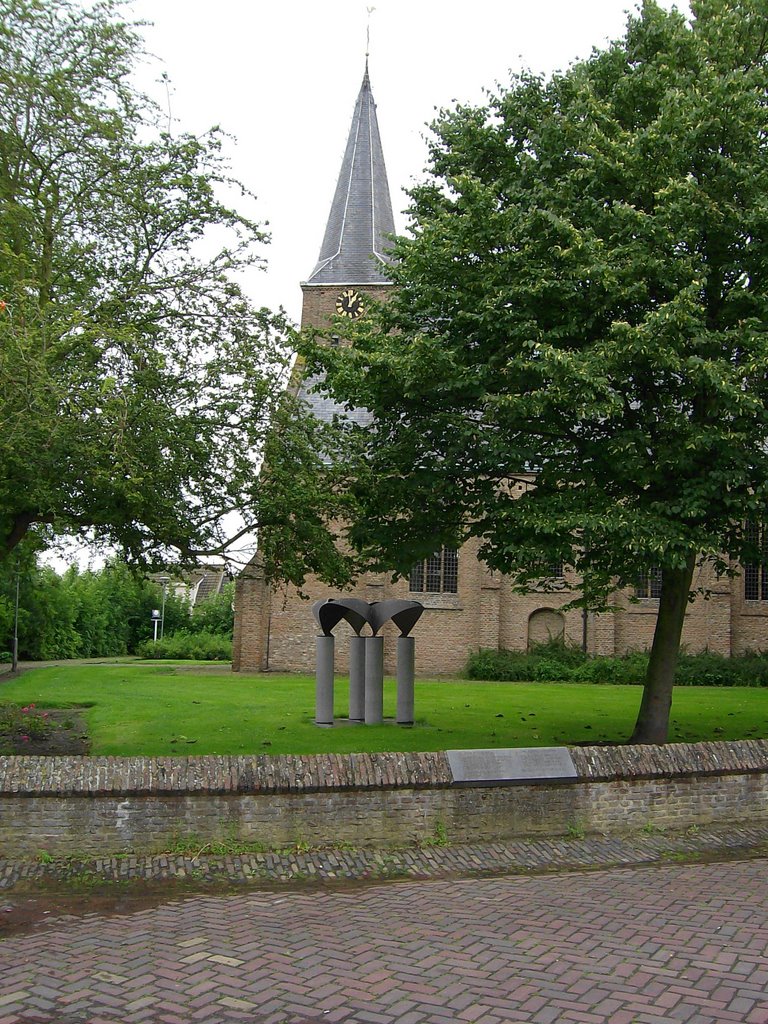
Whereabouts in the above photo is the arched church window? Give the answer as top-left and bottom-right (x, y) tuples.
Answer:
(635, 566), (663, 599)
(409, 547), (458, 594)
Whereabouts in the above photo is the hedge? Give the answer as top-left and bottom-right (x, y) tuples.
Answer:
(135, 630), (232, 661)
(466, 642), (768, 686)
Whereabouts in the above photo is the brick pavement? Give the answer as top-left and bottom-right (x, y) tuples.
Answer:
(0, 857), (767, 1024)
(2, 823), (768, 892)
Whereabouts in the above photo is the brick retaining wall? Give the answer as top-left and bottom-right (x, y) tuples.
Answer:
(0, 741), (766, 857)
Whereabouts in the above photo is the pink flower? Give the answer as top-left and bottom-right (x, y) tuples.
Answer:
(20, 735), (29, 743)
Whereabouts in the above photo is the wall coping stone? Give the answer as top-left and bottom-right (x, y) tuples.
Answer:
(569, 739), (768, 780)
(0, 740), (766, 797)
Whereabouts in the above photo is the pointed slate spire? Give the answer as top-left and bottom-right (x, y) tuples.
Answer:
(307, 63), (396, 285)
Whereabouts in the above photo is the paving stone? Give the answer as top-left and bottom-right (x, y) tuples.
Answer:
(0, 840), (767, 1024)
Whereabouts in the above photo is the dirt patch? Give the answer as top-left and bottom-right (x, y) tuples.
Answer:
(0, 708), (90, 756)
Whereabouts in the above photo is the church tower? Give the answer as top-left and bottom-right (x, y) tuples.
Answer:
(299, 62), (396, 335)
(232, 64), (398, 673)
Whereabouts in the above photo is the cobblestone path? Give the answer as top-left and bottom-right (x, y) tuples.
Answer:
(0, 858), (766, 1024)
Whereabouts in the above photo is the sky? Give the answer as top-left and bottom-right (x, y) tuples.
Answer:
(53, 0), (691, 571)
(128, 0), (690, 326)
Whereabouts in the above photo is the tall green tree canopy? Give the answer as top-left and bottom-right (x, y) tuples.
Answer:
(308, 0), (768, 742)
(0, 0), (349, 585)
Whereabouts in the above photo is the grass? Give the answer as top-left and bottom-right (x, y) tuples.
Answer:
(0, 663), (766, 756)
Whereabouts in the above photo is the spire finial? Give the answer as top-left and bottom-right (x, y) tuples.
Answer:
(366, 6), (375, 62)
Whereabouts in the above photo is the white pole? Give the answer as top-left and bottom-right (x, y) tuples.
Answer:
(12, 573), (19, 673)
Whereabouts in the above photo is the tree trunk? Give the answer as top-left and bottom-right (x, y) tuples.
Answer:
(629, 552), (696, 745)
(0, 512), (38, 562)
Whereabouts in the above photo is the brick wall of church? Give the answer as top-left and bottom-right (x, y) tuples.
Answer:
(232, 566), (270, 672)
(612, 560), (737, 657)
(235, 549), (768, 676)
(730, 565), (768, 654)
(247, 537), (495, 678)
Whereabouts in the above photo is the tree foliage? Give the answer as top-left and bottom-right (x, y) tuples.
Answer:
(0, 0), (349, 586)
(188, 580), (234, 637)
(0, 554), (188, 659)
(307, 0), (768, 742)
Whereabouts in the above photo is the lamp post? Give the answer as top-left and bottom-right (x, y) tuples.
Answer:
(157, 575), (170, 639)
(151, 609), (161, 645)
(11, 572), (19, 673)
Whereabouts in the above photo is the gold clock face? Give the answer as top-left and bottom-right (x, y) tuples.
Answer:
(336, 289), (364, 320)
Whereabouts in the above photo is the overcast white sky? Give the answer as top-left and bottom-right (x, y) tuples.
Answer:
(53, 0), (692, 570)
(129, 0), (690, 325)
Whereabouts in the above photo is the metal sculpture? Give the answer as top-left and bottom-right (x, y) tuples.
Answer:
(310, 598), (424, 726)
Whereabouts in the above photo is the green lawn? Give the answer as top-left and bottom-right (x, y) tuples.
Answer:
(0, 663), (766, 756)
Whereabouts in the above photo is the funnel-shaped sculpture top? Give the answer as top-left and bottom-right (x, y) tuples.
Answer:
(333, 598), (370, 636)
(312, 599), (347, 636)
(369, 600), (424, 637)
(312, 598), (369, 636)
(390, 602), (425, 637)
(311, 598), (424, 636)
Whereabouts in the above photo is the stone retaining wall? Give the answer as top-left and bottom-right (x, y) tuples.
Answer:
(1, 741), (767, 857)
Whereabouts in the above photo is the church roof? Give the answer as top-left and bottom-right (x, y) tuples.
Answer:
(306, 64), (396, 286)
(298, 371), (373, 430)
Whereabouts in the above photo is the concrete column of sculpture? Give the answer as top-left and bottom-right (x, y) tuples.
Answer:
(396, 636), (415, 725)
(367, 600), (424, 726)
(315, 634), (335, 726)
(348, 636), (366, 722)
(311, 600), (347, 727)
(335, 598), (370, 722)
(364, 636), (384, 724)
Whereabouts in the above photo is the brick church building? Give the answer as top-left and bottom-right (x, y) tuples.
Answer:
(232, 66), (768, 677)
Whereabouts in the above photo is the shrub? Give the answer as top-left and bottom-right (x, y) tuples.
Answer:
(529, 638), (588, 668)
(735, 652), (768, 686)
(571, 652), (648, 684)
(467, 645), (768, 685)
(531, 659), (568, 681)
(0, 556), (196, 659)
(467, 640), (586, 681)
(466, 648), (542, 681)
(188, 582), (234, 638)
(675, 650), (768, 687)
(136, 630), (232, 661)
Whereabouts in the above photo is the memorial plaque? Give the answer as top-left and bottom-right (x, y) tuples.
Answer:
(447, 746), (577, 785)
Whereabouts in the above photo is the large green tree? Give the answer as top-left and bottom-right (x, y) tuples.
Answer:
(307, 0), (768, 743)
(0, 0), (350, 587)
